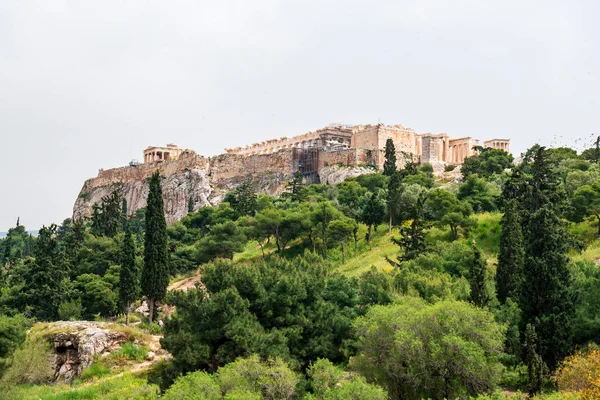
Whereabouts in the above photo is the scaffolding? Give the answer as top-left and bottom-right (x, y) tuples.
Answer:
(292, 147), (319, 184)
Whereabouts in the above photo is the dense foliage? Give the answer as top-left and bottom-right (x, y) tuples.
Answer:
(2, 143), (600, 399)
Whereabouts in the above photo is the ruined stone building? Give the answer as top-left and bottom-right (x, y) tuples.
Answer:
(74, 122), (511, 225)
(223, 123), (510, 169)
(143, 144), (188, 163)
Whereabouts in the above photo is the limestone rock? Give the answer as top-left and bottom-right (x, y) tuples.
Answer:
(51, 321), (127, 384)
(318, 165), (375, 185)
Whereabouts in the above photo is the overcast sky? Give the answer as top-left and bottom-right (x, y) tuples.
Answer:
(1, 0), (599, 231)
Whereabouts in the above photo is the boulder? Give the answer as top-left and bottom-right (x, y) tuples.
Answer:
(51, 321), (126, 384)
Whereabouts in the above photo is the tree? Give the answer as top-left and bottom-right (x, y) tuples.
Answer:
(187, 196), (194, 214)
(327, 217), (357, 263)
(21, 225), (70, 320)
(120, 224), (139, 325)
(457, 174), (499, 213)
(524, 324), (548, 397)
(461, 148), (514, 179)
(352, 298), (505, 400)
(90, 189), (123, 237)
(388, 185), (429, 263)
(469, 243), (491, 308)
(521, 205), (575, 368)
(161, 255), (359, 383)
(195, 221), (248, 263)
(224, 181), (258, 218)
(142, 172), (170, 322)
(283, 171), (307, 202)
(520, 147), (575, 368)
(424, 189), (475, 241)
(386, 171), (403, 233)
(383, 138), (397, 176)
(358, 192), (386, 244)
(571, 183), (600, 236)
(496, 199), (524, 304)
(580, 135), (600, 163)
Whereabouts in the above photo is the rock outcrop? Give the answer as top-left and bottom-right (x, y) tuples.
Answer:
(51, 321), (127, 384)
(73, 150), (295, 225)
(318, 165), (375, 185)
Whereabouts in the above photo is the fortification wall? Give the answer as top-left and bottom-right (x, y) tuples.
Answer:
(90, 152), (209, 190)
(210, 150), (295, 182)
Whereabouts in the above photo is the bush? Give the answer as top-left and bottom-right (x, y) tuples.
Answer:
(352, 297), (506, 400)
(555, 347), (600, 399)
(445, 164), (457, 172)
(163, 371), (221, 400)
(0, 334), (53, 386)
(218, 355), (299, 400)
(0, 314), (31, 374)
(305, 359), (387, 400)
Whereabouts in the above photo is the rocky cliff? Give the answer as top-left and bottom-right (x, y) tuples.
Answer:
(73, 150), (297, 224)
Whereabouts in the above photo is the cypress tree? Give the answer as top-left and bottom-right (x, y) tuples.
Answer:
(142, 172), (169, 322)
(469, 242), (491, 308)
(120, 224), (139, 325)
(383, 138), (397, 176)
(187, 196), (194, 213)
(496, 199), (524, 304)
(386, 171), (403, 234)
(525, 324), (548, 396)
(520, 147), (574, 368)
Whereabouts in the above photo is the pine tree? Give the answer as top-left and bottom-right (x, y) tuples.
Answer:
(142, 172), (169, 322)
(469, 242), (491, 308)
(496, 199), (524, 304)
(383, 138), (397, 176)
(282, 172), (307, 202)
(22, 224), (69, 320)
(525, 324), (548, 396)
(120, 224), (139, 325)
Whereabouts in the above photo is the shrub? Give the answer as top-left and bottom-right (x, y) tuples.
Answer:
(555, 347), (600, 399)
(0, 334), (53, 386)
(218, 355), (299, 400)
(0, 314), (31, 374)
(163, 371), (221, 400)
(445, 164), (457, 172)
(352, 297), (505, 400)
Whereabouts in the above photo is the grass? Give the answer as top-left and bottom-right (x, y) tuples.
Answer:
(79, 359), (110, 382)
(107, 343), (149, 366)
(4, 373), (159, 400)
(333, 226), (397, 277)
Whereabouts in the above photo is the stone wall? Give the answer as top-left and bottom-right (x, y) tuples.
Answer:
(74, 150), (296, 224)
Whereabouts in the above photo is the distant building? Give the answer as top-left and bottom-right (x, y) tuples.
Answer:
(143, 144), (186, 163)
(224, 123), (510, 167)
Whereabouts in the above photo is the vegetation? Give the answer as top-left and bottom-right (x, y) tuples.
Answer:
(2, 142), (600, 399)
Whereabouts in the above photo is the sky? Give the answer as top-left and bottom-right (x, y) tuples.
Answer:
(1, 0), (599, 231)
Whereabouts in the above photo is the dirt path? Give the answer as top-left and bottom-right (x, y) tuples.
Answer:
(129, 334), (169, 373)
(168, 274), (204, 292)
